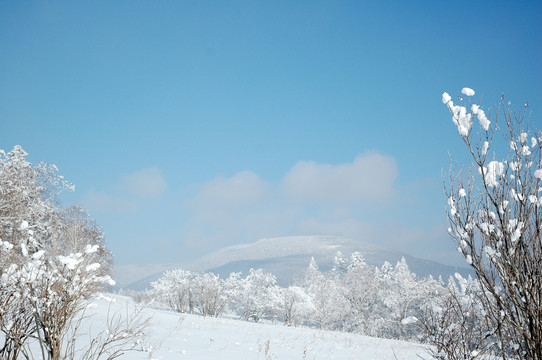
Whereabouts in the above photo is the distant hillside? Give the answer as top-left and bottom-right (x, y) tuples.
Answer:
(114, 235), (472, 290)
(112, 263), (180, 290)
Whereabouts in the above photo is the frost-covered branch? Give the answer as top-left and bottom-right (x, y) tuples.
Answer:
(439, 88), (542, 359)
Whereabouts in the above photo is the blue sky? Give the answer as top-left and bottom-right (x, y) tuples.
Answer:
(1, 1), (540, 266)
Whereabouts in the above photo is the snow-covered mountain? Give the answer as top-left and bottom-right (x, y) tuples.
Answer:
(114, 235), (470, 290)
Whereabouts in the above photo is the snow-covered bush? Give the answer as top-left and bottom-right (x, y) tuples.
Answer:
(419, 274), (494, 360)
(192, 272), (230, 317)
(151, 268), (195, 313)
(0, 146), (145, 360)
(438, 88), (542, 359)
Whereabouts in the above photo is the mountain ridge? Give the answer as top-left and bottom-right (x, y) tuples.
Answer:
(114, 235), (471, 290)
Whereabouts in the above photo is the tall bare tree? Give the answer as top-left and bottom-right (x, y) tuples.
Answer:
(440, 88), (541, 359)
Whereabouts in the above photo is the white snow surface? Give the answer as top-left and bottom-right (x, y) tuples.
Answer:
(84, 294), (427, 360)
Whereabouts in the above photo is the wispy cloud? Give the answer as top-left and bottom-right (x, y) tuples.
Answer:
(81, 167), (167, 213)
(295, 218), (374, 239)
(282, 153), (398, 204)
(187, 170), (268, 221)
(120, 167), (167, 200)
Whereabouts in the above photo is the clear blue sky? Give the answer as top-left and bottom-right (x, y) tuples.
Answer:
(1, 1), (540, 266)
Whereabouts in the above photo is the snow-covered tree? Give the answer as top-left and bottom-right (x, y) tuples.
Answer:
(233, 268), (279, 322)
(331, 251), (348, 275)
(300, 259), (350, 330)
(389, 258), (424, 339)
(440, 88), (542, 358)
(340, 252), (377, 334)
(277, 286), (313, 327)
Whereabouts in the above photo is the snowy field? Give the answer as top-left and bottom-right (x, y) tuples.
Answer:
(84, 294), (428, 360)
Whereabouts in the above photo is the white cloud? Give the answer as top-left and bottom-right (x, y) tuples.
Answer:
(121, 167), (167, 200)
(81, 190), (138, 213)
(282, 153), (398, 204)
(190, 170), (267, 208)
(180, 153), (401, 256)
(187, 170), (269, 222)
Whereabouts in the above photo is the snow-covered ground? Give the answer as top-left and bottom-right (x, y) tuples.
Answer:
(85, 294), (428, 360)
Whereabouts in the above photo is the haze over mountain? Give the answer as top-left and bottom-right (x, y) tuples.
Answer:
(114, 236), (471, 290)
